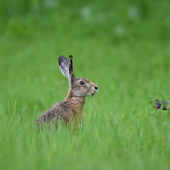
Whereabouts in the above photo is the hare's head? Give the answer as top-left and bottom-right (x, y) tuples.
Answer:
(59, 55), (98, 97)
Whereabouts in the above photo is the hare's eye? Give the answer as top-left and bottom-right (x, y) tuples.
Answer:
(80, 81), (85, 85)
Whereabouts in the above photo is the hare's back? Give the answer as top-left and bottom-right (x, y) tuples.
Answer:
(36, 100), (73, 126)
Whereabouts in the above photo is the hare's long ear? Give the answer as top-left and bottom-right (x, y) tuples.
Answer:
(59, 56), (69, 78)
(68, 55), (75, 86)
(59, 55), (75, 87)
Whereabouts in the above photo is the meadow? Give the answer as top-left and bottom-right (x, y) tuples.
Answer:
(0, 0), (170, 169)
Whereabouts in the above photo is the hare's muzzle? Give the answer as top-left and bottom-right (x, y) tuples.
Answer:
(94, 86), (98, 93)
(91, 85), (98, 96)
(95, 86), (98, 92)
(94, 86), (98, 90)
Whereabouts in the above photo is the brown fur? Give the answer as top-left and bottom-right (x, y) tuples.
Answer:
(35, 55), (98, 129)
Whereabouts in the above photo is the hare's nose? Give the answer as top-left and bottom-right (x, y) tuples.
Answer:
(94, 86), (98, 90)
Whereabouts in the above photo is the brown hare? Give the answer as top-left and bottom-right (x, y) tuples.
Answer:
(36, 55), (98, 129)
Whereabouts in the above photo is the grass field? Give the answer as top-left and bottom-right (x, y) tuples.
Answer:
(1, 0), (170, 169)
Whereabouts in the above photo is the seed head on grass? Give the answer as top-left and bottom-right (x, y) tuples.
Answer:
(162, 100), (168, 110)
(154, 99), (168, 110)
(154, 99), (161, 109)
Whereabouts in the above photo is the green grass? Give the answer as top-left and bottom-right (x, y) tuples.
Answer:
(1, 0), (170, 169)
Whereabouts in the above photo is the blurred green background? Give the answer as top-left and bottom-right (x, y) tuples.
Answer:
(1, 0), (170, 170)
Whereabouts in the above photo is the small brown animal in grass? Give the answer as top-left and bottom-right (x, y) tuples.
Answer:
(36, 55), (98, 129)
